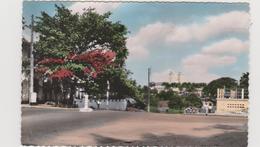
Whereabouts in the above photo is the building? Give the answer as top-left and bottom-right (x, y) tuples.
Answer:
(157, 100), (169, 112)
(150, 82), (204, 98)
(21, 38), (31, 103)
(150, 82), (165, 93)
(216, 88), (248, 114)
(194, 88), (203, 97)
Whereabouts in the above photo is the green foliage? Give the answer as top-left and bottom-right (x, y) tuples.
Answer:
(150, 106), (159, 113)
(161, 82), (206, 92)
(22, 38), (31, 70)
(155, 89), (202, 110)
(32, 5), (131, 106)
(183, 94), (202, 108)
(150, 94), (159, 107)
(62, 63), (85, 74)
(167, 108), (184, 114)
(34, 5), (128, 65)
(239, 72), (249, 99)
(203, 77), (237, 98)
(157, 90), (177, 100)
(168, 94), (202, 109)
(84, 67), (139, 99)
(240, 72), (249, 89)
(168, 95), (184, 109)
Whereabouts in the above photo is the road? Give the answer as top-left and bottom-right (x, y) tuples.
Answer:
(22, 107), (248, 146)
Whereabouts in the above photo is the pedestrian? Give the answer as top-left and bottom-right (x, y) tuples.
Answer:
(97, 100), (101, 110)
(205, 104), (209, 116)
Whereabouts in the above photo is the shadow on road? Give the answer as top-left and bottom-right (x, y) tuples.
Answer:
(193, 124), (247, 131)
(91, 134), (126, 144)
(93, 131), (247, 147)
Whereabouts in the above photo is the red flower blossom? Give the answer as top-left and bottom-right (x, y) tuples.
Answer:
(105, 50), (116, 61)
(83, 67), (92, 74)
(50, 69), (74, 80)
(91, 72), (97, 79)
(73, 49), (116, 76)
(36, 49), (116, 79)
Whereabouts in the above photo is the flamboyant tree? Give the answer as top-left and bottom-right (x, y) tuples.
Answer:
(36, 49), (116, 79)
(35, 49), (117, 105)
(32, 5), (134, 106)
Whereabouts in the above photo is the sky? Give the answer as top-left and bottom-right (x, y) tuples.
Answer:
(23, 2), (250, 85)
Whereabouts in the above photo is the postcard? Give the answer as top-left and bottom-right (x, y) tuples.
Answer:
(20, 1), (250, 146)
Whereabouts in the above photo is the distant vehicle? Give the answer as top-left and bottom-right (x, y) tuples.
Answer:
(184, 107), (199, 114)
(125, 97), (146, 110)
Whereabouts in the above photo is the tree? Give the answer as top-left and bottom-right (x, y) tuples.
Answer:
(161, 82), (172, 90)
(203, 77), (237, 98)
(90, 68), (140, 98)
(168, 93), (202, 110)
(168, 95), (183, 109)
(33, 5), (129, 106)
(157, 90), (177, 100)
(35, 49), (117, 105)
(34, 5), (128, 65)
(183, 94), (202, 108)
(239, 72), (249, 99)
(240, 72), (249, 89)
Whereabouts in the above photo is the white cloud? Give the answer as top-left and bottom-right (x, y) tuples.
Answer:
(183, 54), (237, 69)
(181, 54), (237, 83)
(126, 11), (249, 60)
(151, 69), (176, 83)
(182, 70), (220, 83)
(69, 2), (121, 14)
(166, 11), (250, 43)
(202, 38), (249, 55)
(180, 38), (250, 83)
(126, 22), (175, 59)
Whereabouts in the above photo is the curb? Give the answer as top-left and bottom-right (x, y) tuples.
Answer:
(21, 104), (80, 110)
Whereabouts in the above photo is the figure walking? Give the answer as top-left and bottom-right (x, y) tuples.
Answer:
(97, 99), (101, 110)
(205, 104), (209, 116)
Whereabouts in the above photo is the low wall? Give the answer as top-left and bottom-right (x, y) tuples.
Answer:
(74, 99), (128, 111)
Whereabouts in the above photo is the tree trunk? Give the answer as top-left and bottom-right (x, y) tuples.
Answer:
(69, 79), (77, 107)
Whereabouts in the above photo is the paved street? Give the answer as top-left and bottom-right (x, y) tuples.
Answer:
(22, 107), (248, 146)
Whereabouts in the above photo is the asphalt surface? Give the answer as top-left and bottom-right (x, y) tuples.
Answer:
(22, 107), (130, 145)
(22, 107), (248, 146)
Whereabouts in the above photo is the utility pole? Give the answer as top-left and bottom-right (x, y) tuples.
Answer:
(147, 68), (151, 112)
(29, 15), (36, 104)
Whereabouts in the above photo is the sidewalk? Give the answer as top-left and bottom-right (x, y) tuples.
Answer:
(211, 112), (248, 117)
(187, 112), (248, 117)
(21, 104), (80, 110)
